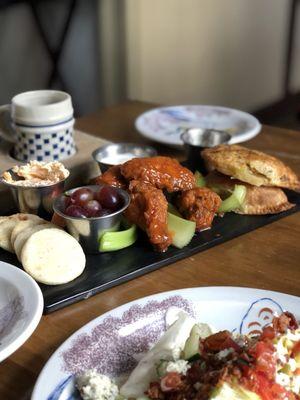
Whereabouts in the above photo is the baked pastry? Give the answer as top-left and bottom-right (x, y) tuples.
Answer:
(202, 145), (300, 191)
(206, 172), (294, 215)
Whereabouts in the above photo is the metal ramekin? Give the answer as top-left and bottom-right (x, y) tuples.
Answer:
(0, 168), (67, 219)
(53, 185), (130, 254)
(92, 142), (157, 172)
(181, 128), (231, 172)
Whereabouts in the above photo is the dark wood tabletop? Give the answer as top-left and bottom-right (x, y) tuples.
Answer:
(1, 101), (299, 399)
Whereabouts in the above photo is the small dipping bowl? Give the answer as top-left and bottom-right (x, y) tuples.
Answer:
(181, 128), (231, 172)
(53, 185), (130, 254)
(92, 143), (157, 172)
(0, 169), (67, 219)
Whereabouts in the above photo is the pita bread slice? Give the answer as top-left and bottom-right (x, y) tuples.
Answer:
(202, 145), (300, 191)
(14, 223), (55, 260)
(21, 228), (86, 285)
(206, 172), (295, 215)
(0, 213), (35, 252)
(10, 215), (46, 247)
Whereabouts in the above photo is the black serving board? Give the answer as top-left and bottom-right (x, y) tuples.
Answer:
(0, 190), (299, 314)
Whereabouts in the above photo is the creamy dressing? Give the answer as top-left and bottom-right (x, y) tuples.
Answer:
(100, 154), (137, 165)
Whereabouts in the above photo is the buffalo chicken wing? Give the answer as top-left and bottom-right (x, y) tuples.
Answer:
(120, 156), (196, 192)
(93, 165), (127, 189)
(176, 187), (221, 231)
(124, 180), (172, 252)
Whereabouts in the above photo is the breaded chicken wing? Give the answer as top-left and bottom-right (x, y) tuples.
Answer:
(120, 156), (196, 192)
(124, 180), (172, 252)
(176, 187), (221, 231)
(93, 165), (127, 189)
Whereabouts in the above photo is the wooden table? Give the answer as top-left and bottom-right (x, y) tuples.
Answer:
(1, 101), (300, 399)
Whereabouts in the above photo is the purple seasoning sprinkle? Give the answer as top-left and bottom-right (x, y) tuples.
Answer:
(61, 295), (194, 376)
(0, 296), (24, 344)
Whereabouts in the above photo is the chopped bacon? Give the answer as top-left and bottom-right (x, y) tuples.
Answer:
(144, 311), (300, 400)
(202, 330), (241, 353)
(146, 381), (164, 399)
(272, 311), (298, 334)
(283, 311), (299, 330)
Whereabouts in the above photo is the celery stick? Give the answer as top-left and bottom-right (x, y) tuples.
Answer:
(99, 224), (137, 252)
(194, 170), (206, 187)
(167, 212), (196, 248)
(218, 185), (246, 213)
(168, 203), (182, 217)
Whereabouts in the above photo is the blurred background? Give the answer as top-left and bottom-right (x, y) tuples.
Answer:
(1, 0), (300, 129)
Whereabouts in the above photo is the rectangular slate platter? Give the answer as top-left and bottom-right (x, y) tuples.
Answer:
(0, 189), (299, 314)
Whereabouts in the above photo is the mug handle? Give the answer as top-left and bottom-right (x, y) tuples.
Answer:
(0, 104), (17, 143)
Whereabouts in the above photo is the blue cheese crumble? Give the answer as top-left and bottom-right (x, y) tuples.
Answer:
(76, 370), (119, 400)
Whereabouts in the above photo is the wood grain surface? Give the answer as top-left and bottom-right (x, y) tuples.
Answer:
(1, 101), (299, 399)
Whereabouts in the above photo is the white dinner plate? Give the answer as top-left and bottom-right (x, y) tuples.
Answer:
(32, 286), (299, 400)
(135, 105), (261, 146)
(0, 261), (43, 362)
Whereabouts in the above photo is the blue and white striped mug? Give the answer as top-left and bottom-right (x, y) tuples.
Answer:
(0, 90), (76, 162)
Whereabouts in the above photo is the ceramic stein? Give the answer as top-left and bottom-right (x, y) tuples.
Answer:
(0, 90), (76, 162)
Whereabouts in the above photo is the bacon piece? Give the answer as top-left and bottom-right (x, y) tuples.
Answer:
(146, 382), (164, 399)
(202, 330), (241, 353)
(272, 311), (298, 334)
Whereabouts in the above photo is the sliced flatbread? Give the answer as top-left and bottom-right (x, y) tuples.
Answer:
(0, 213), (34, 252)
(14, 223), (55, 261)
(21, 228), (86, 285)
(10, 215), (46, 247)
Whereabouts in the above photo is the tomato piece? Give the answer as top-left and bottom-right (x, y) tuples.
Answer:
(244, 370), (288, 400)
(261, 326), (276, 340)
(249, 341), (276, 380)
(160, 372), (183, 392)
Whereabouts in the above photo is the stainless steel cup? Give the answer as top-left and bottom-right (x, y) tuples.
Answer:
(181, 128), (231, 172)
(92, 143), (157, 172)
(53, 185), (130, 254)
(0, 168), (67, 219)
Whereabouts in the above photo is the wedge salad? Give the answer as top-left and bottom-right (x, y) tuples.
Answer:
(76, 309), (300, 400)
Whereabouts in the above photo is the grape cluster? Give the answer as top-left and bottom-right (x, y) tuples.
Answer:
(64, 186), (123, 218)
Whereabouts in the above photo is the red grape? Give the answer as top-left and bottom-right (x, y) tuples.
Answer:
(65, 205), (88, 218)
(96, 186), (122, 210)
(64, 195), (72, 208)
(71, 188), (94, 207)
(83, 200), (102, 217)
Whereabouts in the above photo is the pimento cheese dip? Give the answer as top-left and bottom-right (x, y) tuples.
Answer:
(2, 160), (69, 187)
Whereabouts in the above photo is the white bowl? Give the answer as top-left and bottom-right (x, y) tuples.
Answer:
(0, 261), (43, 362)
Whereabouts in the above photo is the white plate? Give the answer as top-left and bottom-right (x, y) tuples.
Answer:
(0, 261), (43, 362)
(32, 286), (299, 400)
(135, 105), (261, 146)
